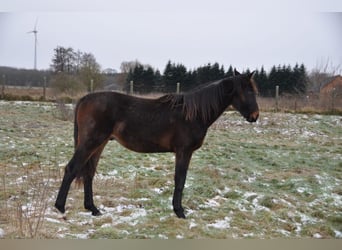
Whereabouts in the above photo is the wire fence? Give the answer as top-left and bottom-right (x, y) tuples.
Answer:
(1, 80), (341, 114)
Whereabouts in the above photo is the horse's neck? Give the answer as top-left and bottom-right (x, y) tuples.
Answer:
(203, 80), (235, 127)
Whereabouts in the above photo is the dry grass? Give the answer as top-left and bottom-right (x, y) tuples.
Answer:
(1, 85), (341, 114)
(1, 85), (86, 102)
(257, 94), (342, 114)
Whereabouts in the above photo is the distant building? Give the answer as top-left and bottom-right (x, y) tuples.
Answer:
(319, 75), (342, 110)
(320, 75), (342, 95)
(103, 68), (117, 75)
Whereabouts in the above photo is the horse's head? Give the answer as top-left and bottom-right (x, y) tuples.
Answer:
(231, 70), (259, 123)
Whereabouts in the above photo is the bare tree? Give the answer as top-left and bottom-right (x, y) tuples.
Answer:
(50, 46), (77, 74)
(308, 57), (341, 92)
(120, 60), (142, 73)
(79, 53), (103, 91)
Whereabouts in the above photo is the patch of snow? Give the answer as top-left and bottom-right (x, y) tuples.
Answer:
(295, 224), (302, 235)
(186, 208), (195, 217)
(253, 127), (263, 134)
(58, 163), (67, 168)
(45, 217), (63, 224)
(334, 230), (342, 238)
(57, 227), (68, 233)
(152, 187), (164, 194)
(149, 156), (158, 162)
(202, 196), (227, 208)
(276, 229), (291, 237)
(100, 223), (112, 229)
(301, 130), (317, 138)
(242, 232), (254, 238)
(205, 199), (220, 207)
(99, 205), (117, 213)
(0, 228), (5, 238)
(189, 219), (197, 229)
(243, 192), (258, 198)
(158, 234), (168, 239)
(313, 233), (322, 239)
(15, 175), (27, 183)
(73, 233), (89, 239)
(100, 204), (148, 227)
(296, 187), (307, 194)
(78, 211), (92, 217)
(215, 186), (231, 195)
(245, 176), (256, 183)
(251, 195), (270, 213)
(277, 198), (294, 208)
(136, 197), (150, 202)
(207, 216), (231, 229)
(299, 212), (317, 224)
(107, 170), (118, 176)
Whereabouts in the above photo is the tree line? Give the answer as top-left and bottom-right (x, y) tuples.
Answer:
(0, 67), (50, 87)
(126, 61), (308, 96)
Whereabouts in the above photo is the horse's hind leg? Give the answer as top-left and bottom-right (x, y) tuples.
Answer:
(55, 155), (79, 214)
(83, 173), (99, 215)
(55, 137), (108, 214)
(83, 143), (107, 216)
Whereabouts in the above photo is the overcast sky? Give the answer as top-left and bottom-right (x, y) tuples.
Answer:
(1, 0), (341, 73)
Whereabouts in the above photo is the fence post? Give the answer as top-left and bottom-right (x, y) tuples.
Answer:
(176, 82), (180, 94)
(275, 85), (279, 112)
(43, 76), (46, 100)
(331, 88), (336, 113)
(90, 79), (94, 93)
(1, 74), (5, 99)
(130, 81), (134, 95)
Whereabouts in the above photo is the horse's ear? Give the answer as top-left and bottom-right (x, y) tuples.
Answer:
(234, 69), (241, 76)
(249, 71), (256, 79)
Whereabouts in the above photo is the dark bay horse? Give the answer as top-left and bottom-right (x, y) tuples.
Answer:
(55, 70), (259, 218)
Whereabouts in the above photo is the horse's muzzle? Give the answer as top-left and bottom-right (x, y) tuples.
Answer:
(247, 111), (259, 123)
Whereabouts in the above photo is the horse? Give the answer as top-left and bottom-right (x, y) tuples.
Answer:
(55, 69), (259, 219)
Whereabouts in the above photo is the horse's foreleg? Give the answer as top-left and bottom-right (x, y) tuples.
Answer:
(172, 150), (192, 219)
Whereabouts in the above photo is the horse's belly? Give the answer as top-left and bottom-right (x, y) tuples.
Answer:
(112, 131), (173, 153)
(113, 135), (171, 153)
(111, 121), (174, 153)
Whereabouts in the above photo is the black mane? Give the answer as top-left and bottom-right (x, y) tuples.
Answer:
(158, 78), (231, 122)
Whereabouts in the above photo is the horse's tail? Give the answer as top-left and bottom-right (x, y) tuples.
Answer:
(73, 100), (80, 149)
(73, 100), (83, 186)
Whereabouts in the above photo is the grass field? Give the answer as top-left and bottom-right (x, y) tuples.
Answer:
(0, 100), (341, 239)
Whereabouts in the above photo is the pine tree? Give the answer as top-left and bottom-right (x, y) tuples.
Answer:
(125, 64), (157, 93)
(296, 63), (308, 94)
(255, 66), (268, 96)
(268, 65), (279, 96)
(162, 61), (188, 93)
(153, 69), (163, 92)
(226, 65), (234, 77)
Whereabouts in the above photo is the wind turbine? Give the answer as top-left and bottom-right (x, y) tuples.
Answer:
(28, 19), (38, 70)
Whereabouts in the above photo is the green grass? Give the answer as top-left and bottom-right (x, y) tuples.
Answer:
(0, 101), (341, 238)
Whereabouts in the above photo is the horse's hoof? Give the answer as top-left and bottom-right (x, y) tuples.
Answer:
(55, 203), (65, 214)
(92, 210), (102, 216)
(174, 209), (186, 219)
